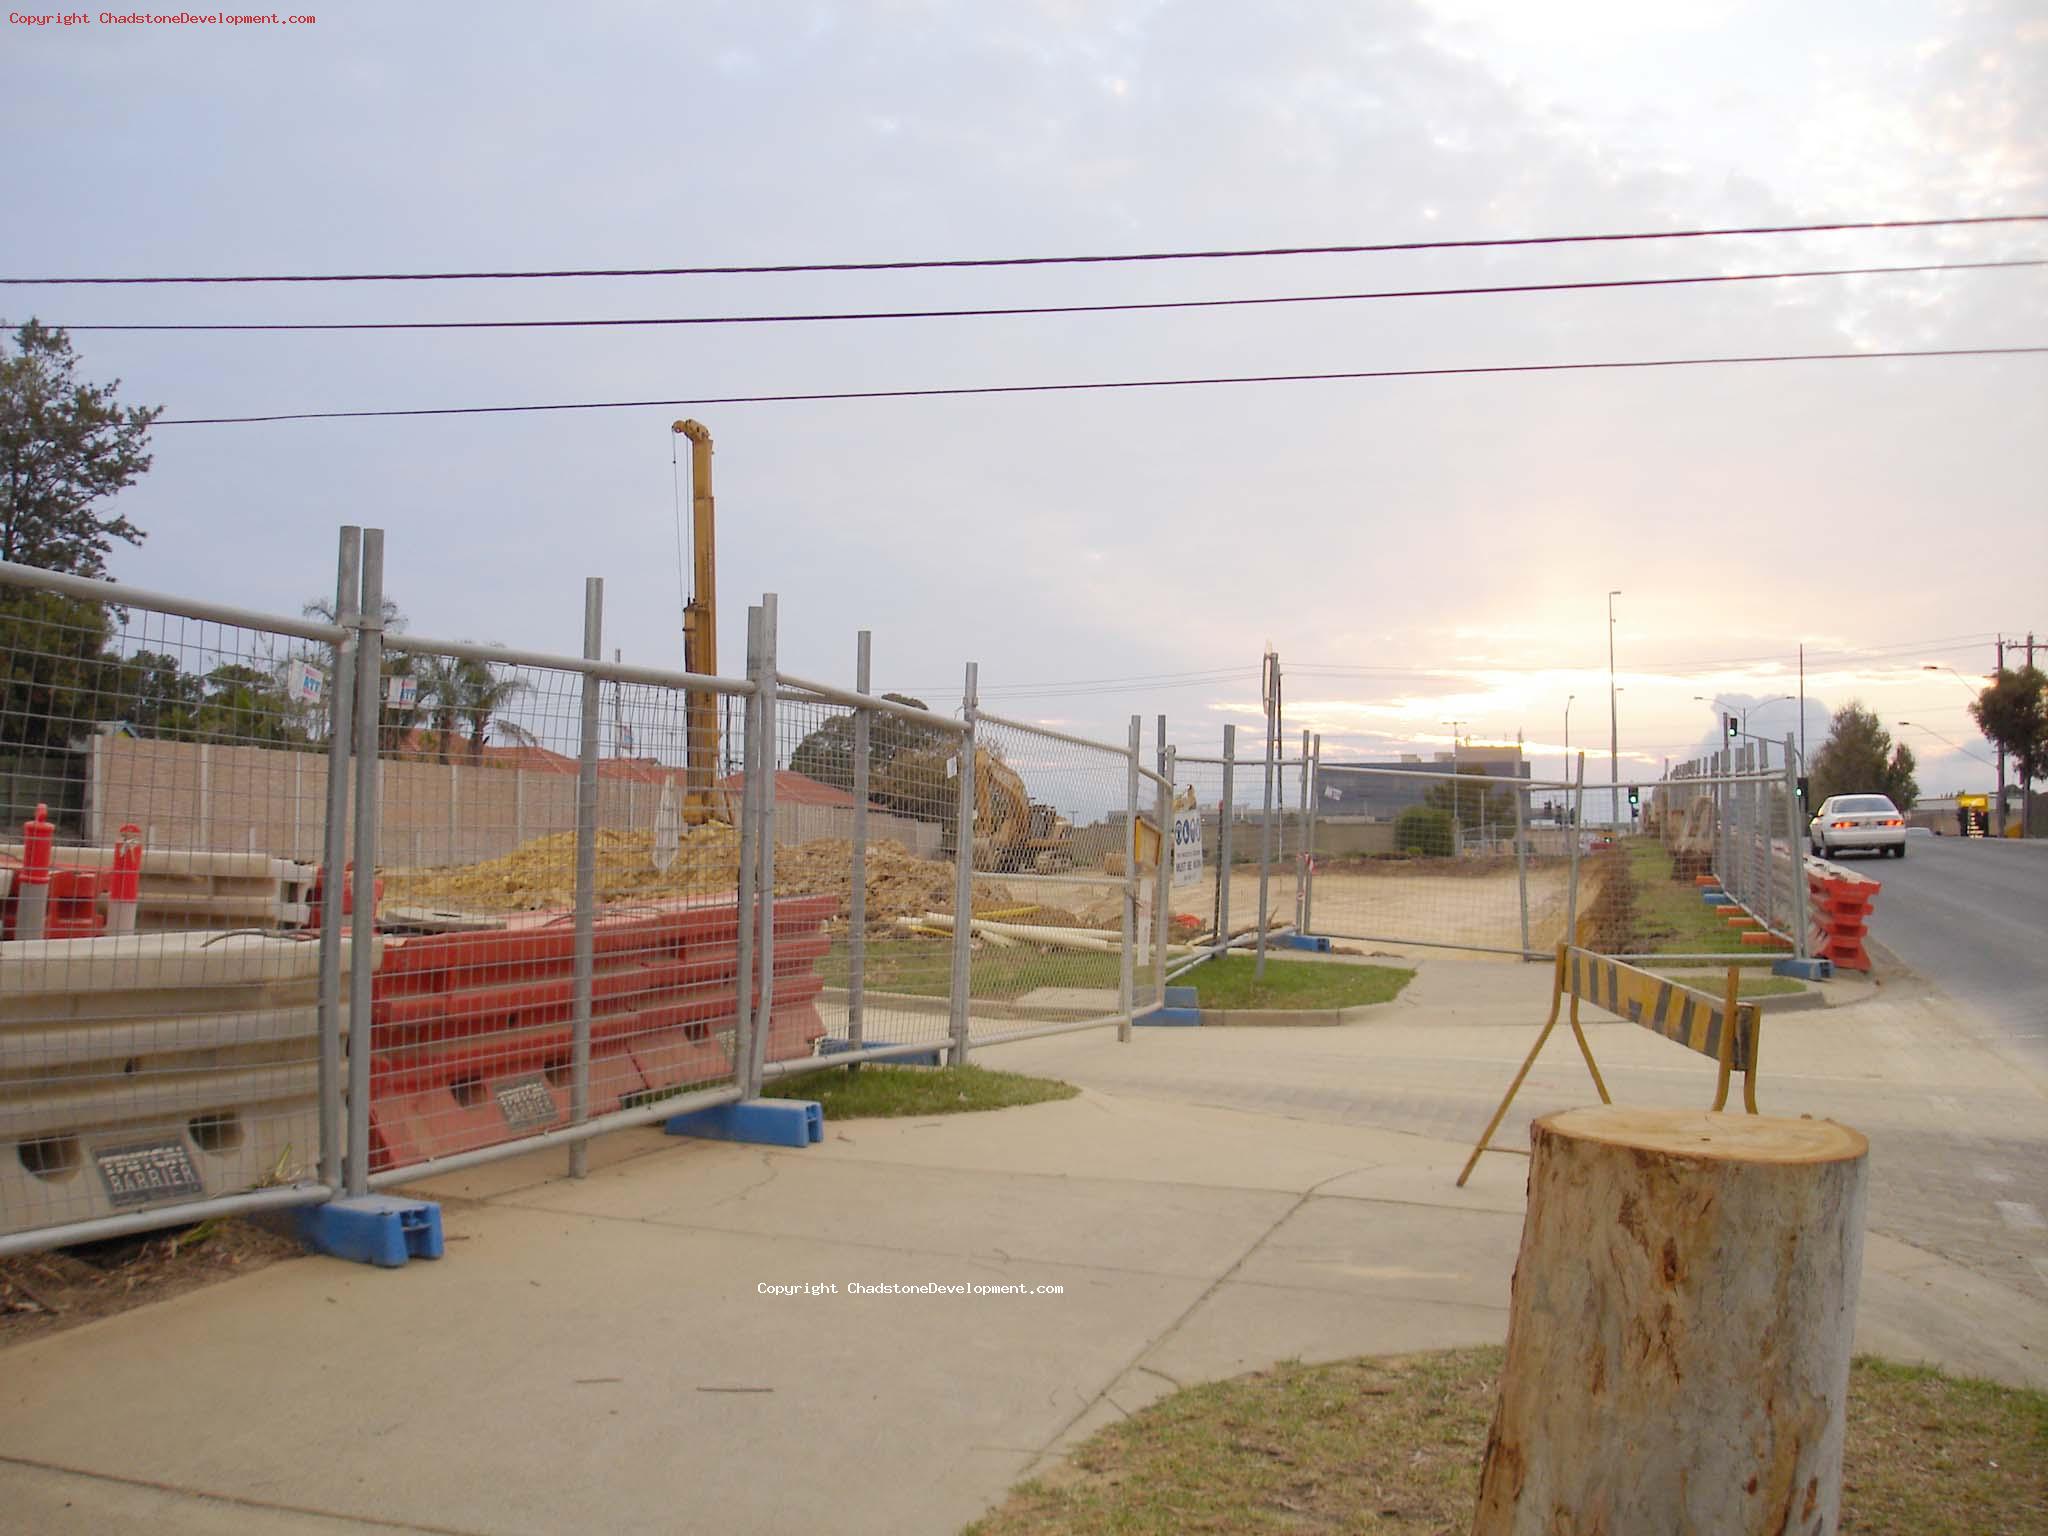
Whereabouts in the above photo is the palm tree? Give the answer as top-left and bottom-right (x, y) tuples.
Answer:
(455, 657), (531, 763)
(410, 654), (467, 764)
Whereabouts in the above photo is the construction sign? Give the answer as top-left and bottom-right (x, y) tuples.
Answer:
(1172, 803), (1203, 888)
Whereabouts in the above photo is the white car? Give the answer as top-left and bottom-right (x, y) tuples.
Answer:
(1809, 794), (1907, 859)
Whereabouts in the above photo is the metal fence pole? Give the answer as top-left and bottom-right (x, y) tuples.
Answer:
(1565, 751), (1586, 945)
(1715, 747), (1729, 892)
(316, 527), (360, 1191)
(847, 631), (871, 1059)
(1514, 772), (1530, 958)
(1784, 732), (1811, 958)
(733, 606), (763, 1099)
(1294, 728), (1310, 930)
(1153, 745), (1175, 1007)
(567, 577), (602, 1179)
(747, 595), (780, 1097)
(1302, 733), (1320, 935)
(1120, 715), (1139, 1041)
(1216, 723), (1235, 957)
(947, 662), (979, 1066)
(1255, 656), (1277, 979)
(345, 528), (386, 1198)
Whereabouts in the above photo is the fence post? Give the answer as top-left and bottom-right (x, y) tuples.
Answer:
(345, 528), (386, 1198)
(848, 630), (871, 1060)
(1784, 732), (1810, 957)
(568, 577), (602, 1179)
(1302, 733), (1320, 935)
(1514, 770), (1531, 958)
(746, 595), (780, 1097)
(1216, 724), (1235, 957)
(1255, 654), (1278, 979)
(1154, 745), (1174, 1007)
(316, 527), (360, 1192)
(1294, 728), (1310, 930)
(1121, 715), (1139, 1042)
(733, 607), (763, 1100)
(1565, 751), (1586, 946)
(947, 662), (979, 1066)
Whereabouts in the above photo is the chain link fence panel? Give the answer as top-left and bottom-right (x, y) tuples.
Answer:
(2, 570), (349, 1248)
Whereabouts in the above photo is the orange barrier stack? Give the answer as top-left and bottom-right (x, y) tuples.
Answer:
(1806, 861), (1880, 972)
(366, 896), (833, 1171)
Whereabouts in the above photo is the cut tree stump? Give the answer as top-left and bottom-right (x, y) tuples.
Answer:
(1473, 1106), (1868, 1536)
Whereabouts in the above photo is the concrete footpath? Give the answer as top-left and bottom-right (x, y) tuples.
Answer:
(2, 959), (2043, 1535)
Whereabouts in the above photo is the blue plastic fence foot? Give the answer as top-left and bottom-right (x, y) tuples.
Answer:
(666, 1098), (823, 1147)
(295, 1194), (445, 1269)
(817, 1038), (944, 1068)
(1281, 934), (1333, 952)
(1701, 891), (1734, 906)
(1771, 956), (1834, 981)
(1142, 985), (1203, 1027)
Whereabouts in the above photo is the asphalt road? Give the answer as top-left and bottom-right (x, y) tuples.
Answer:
(1853, 832), (2048, 1080)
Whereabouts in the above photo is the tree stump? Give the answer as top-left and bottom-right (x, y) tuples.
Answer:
(1473, 1106), (1869, 1536)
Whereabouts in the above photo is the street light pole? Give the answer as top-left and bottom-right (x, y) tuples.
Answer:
(1564, 694), (1575, 788)
(1607, 590), (1621, 828)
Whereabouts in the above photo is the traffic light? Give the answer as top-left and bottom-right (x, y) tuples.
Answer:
(1627, 786), (1640, 808)
(1724, 714), (1739, 740)
(1797, 776), (1810, 806)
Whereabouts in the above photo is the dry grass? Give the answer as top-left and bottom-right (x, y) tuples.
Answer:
(967, 1349), (2048, 1535)
(1, 1217), (304, 1350)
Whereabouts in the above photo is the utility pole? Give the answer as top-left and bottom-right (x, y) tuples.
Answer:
(1798, 644), (1805, 778)
(1995, 636), (2007, 837)
(2028, 633), (2038, 838)
(1607, 590), (1621, 829)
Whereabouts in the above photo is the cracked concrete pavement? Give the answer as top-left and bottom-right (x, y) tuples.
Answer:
(1, 954), (2042, 1534)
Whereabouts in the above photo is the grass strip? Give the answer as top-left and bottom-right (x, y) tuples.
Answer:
(764, 1064), (1077, 1118)
(967, 1348), (2048, 1535)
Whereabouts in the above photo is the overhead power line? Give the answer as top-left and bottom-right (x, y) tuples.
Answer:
(46, 259), (2044, 333)
(9, 213), (2045, 286)
(154, 344), (2048, 426)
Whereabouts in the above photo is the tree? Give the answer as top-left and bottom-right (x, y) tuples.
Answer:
(1809, 702), (1918, 811)
(1970, 665), (2047, 836)
(118, 649), (203, 739)
(790, 693), (955, 804)
(1422, 775), (1522, 838)
(1395, 805), (1453, 858)
(303, 593), (419, 751)
(2, 321), (159, 577)
(410, 650), (530, 764)
(0, 589), (116, 749)
(196, 662), (304, 746)
(1, 322), (160, 755)
(455, 658), (531, 763)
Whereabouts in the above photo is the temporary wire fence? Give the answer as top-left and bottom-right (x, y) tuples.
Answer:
(0, 537), (1160, 1258)
(1, 569), (352, 1246)
(1293, 759), (1578, 960)
(1654, 738), (1811, 962)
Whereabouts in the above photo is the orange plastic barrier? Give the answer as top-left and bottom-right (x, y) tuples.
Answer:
(1806, 864), (1879, 972)
(366, 897), (833, 1171)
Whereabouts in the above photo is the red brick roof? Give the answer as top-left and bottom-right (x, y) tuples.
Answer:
(719, 770), (878, 809)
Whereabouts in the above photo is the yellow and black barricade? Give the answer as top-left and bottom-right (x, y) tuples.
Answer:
(1456, 943), (1761, 1186)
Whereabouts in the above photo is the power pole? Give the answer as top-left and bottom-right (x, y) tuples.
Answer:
(1607, 590), (1621, 828)
(1995, 636), (2007, 837)
(2028, 633), (2038, 838)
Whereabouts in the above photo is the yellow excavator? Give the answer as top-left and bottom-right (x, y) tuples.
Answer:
(947, 748), (1075, 873)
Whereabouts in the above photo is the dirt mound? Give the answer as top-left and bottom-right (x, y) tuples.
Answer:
(383, 824), (741, 911)
(383, 829), (1081, 928)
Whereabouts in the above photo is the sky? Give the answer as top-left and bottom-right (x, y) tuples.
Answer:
(4, 0), (2044, 812)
